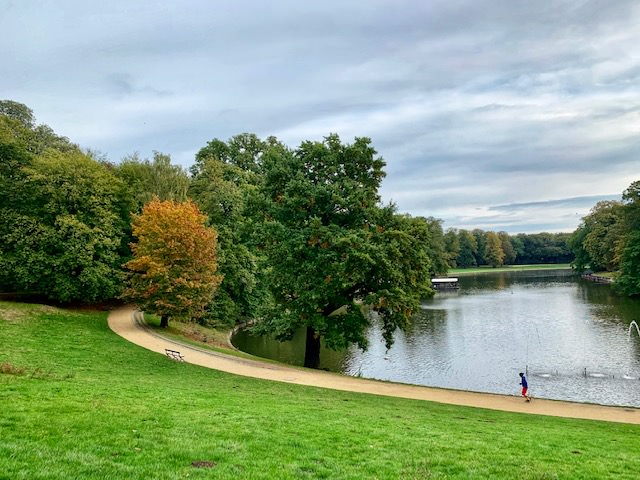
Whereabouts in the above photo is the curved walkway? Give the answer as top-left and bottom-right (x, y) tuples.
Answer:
(108, 306), (640, 425)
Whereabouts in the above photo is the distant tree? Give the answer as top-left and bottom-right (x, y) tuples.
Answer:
(123, 198), (222, 327)
(498, 232), (516, 265)
(515, 232), (573, 265)
(621, 180), (640, 231)
(456, 230), (477, 268)
(472, 229), (487, 266)
(0, 100), (76, 156)
(614, 181), (640, 296)
(444, 228), (460, 268)
(580, 201), (624, 272)
(485, 232), (505, 267)
(615, 231), (640, 296)
(510, 235), (525, 262)
(568, 225), (591, 272)
(422, 217), (448, 276)
(115, 151), (190, 211)
(254, 134), (434, 368)
(0, 100), (35, 128)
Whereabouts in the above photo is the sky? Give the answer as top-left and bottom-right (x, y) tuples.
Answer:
(2, 1), (638, 234)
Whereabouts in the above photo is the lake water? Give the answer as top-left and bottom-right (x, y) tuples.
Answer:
(232, 270), (640, 407)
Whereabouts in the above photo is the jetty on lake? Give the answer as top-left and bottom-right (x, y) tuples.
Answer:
(581, 273), (614, 284)
(431, 277), (459, 290)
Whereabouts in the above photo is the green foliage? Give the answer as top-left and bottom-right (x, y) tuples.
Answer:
(255, 134), (434, 365)
(569, 224), (591, 272)
(583, 201), (624, 271)
(570, 180), (640, 297)
(189, 134), (274, 326)
(444, 228), (460, 268)
(569, 201), (624, 272)
(622, 180), (640, 231)
(457, 229), (478, 268)
(513, 232), (574, 265)
(0, 142), (128, 302)
(614, 182), (640, 296)
(115, 151), (190, 212)
(472, 229), (487, 266)
(614, 231), (640, 296)
(0, 99), (35, 129)
(421, 217), (448, 275)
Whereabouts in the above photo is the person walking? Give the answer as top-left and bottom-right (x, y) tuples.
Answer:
(519, 372), (531, 402)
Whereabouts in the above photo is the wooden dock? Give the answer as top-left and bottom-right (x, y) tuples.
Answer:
(431, 277), (459, 290)
(581, 273), (614, 284)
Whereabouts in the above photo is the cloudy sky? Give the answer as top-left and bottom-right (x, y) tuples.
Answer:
(2, 1), (638, 233)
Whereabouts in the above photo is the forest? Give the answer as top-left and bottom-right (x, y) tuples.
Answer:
(2, 100), (636, 360)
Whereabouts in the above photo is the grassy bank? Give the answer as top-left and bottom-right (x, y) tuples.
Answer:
(450, 264), (572, 276)
(1, 301), (638, 479)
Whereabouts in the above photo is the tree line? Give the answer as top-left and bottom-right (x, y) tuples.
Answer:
(568, 181), (640, 296)
(0, 101), (439, 367)
(10, 100), (631, 367)
(443, 229), (573, 268)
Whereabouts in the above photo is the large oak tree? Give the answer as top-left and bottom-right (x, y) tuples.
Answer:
(255, 134), (434, 368)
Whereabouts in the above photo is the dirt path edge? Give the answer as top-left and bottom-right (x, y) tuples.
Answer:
(108, 306), (640, 425)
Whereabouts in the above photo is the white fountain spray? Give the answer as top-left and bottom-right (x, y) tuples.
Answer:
(629, 320), (640, 339)
(623, 320), (640, 380)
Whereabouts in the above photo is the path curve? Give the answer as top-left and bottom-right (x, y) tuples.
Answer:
(108, 306), (640, 425)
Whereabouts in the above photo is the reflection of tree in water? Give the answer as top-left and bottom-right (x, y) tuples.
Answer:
(400, 307), (450, 359)
(576, 281), (640, 326)
(405, 308), (447, 337)
(232, 326), (348, 371)
(459, 270), (575, 292)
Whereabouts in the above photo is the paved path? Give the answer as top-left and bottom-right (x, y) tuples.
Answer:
(108, 306), (640, 425)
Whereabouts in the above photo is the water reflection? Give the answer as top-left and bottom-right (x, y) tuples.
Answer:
(233, 270), (640, 407)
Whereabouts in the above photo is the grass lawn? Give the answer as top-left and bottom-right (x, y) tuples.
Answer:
(449, 264), (572, 276)
(1, 301), (639, 479)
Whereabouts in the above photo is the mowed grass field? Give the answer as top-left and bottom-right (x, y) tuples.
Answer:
(1, 301), (639, 479)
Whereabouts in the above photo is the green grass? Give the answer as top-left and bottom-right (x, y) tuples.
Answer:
(1, 301), (638, 479)
(450, 264), (572, 275)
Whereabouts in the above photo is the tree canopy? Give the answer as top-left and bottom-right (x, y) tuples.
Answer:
(569, 180), (640, 297)
(1, 107), (127, 302)
(122, 198), (222, 327)
(253, 134), (434, 367)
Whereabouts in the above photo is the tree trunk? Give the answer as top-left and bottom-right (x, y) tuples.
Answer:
(304, 326), (321, 369)
(160, 315), (169, 328)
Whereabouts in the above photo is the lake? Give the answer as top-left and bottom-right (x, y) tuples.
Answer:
(232, 269), (640, 407)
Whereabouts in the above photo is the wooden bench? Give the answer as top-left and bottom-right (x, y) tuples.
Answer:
(165, 349), (184, 361)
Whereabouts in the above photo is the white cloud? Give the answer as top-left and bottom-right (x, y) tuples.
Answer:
(1, 0), (639, 232)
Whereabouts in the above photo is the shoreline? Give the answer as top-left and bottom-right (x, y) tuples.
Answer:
(109, 306), (640, 424)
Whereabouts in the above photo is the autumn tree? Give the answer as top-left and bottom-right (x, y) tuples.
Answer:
(123, 198), (222, 327)
(485, 231), (505, 267)
(498, 231), (517, 265)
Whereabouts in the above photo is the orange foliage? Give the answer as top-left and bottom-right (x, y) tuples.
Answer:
(123, 198), (222, 322)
